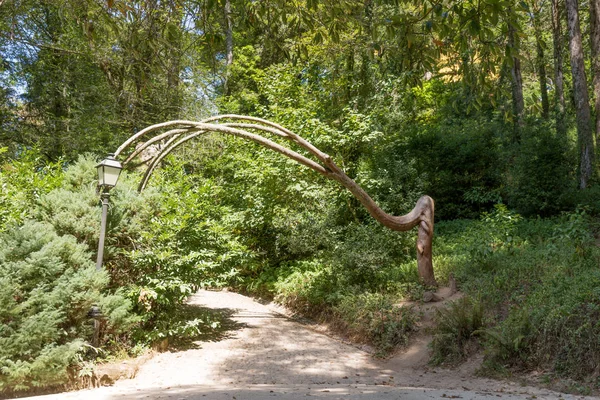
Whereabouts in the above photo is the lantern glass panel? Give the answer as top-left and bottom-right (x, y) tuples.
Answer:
(96, 155), (123, 188)
(97, 165), (105, 186)
(103, 166), (121, 187)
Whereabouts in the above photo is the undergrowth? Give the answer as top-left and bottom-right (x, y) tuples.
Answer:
(265, 258), (419, 355)
(430, 296), (485, 365)
(431, 205), (600, 390)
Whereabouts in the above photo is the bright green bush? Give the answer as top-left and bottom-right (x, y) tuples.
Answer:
(0, 221), (135, 392)
(99, 159), (259, 345)
(273, 260), (340, 312)
(0, 149), (63, 232)
(0, 154), (241, 388)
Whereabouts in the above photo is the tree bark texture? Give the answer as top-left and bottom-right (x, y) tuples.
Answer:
(115, 116), (438, 287)
(590, 0), (600, 145)
(508, 21), (525, 140)
(166, 0), (183, 118)
(552, 0), (567, 137)
(224, 0), (234, 95)
(532, 8), (550, 118)
(566, 0), (595, 188)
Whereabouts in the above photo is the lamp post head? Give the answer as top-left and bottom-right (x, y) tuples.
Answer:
(88, 305), (103, 319)
(96, 153), (123, 189)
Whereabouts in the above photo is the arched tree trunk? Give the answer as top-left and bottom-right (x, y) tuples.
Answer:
(115, 116), (438, 287)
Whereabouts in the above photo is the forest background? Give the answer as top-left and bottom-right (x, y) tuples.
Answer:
(1, 0), (600, 396)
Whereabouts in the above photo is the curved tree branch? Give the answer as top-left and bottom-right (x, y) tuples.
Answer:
(139, 130), (208, 191)
(125, 128), (191, 165)
(117, 116), (437, 286)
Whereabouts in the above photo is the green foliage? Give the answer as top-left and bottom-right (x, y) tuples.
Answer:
(273, 260), (340, 311)
(480, 309), (534, 371)
(0, 150), (64, 232)
(2, 0), (600, 392)
(335, 292), (416, 355)
(134, 304), (222, 348)
(99, 159), (257, 344)
(219, 46), (265, 114)
(563, 184), (600, 215)
(329, 223), (415, 289)
(506, 125), (574, 216)
(470, 204), (523, 264)
(269, 257), (418, 355)
(401, 117), (504, 219)
(0, 221), (135, 392)
(430, 296), (486, 365)
(434, 208), (600, 382)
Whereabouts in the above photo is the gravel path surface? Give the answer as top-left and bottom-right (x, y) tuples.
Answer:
(20, 290), (597, 400)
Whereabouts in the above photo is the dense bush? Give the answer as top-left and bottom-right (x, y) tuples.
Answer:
(0, 149), (63, 232)
(0, 154), (243, 392)
(399, 117), (504, 220)
(432, 207), (600, 385)
(505, 125), (574, 216)
(0, 221), (135, 392)
(430, 296), (485, 365)
(54, 156), (254, 346)
(334, 292), (417, 355)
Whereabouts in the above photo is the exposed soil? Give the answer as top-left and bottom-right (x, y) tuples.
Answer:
(19, 289), (597, 400)
(390, 286), (465, 371)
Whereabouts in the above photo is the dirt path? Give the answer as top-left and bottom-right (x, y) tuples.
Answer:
(22, 290), (596, 400)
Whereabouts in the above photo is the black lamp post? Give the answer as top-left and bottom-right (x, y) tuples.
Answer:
(91, 154), (122, 347)
(95, 153), (123, 270)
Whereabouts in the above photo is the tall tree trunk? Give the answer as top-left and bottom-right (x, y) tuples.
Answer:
(532, 6), (550, 119)
(566, 0), (595, 188)
(552, 0), (567, 137)
(508, 20), (525, 140)
(223, 0), (233, 95)
(167, 0), (182, 119)
(590, 0), (600, 145)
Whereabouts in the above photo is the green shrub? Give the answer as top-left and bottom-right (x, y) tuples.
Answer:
(104, 160), (258, 345)
(506, 125), (573, 216)
(273, 260), (341, 312)
(0, 221), (135, 392)
(0, 150), (64, 232)
(335, 292), (416, 355)
(479, 310), (534, 374)
(399, 117), (504, 219)
(329, 223), (414, 289)
(430, 296), (485, 365)
(435, 208), (600, 383)
(563, 184), (600, 215)
(1, 155), (237, 360)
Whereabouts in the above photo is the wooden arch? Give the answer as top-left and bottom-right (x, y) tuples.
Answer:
(115, 115), (437, 286)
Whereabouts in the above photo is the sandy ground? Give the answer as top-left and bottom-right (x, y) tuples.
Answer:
(18, 289), (598, 400)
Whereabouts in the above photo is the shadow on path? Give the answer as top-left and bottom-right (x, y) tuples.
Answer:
(164, 304), (247, 351)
